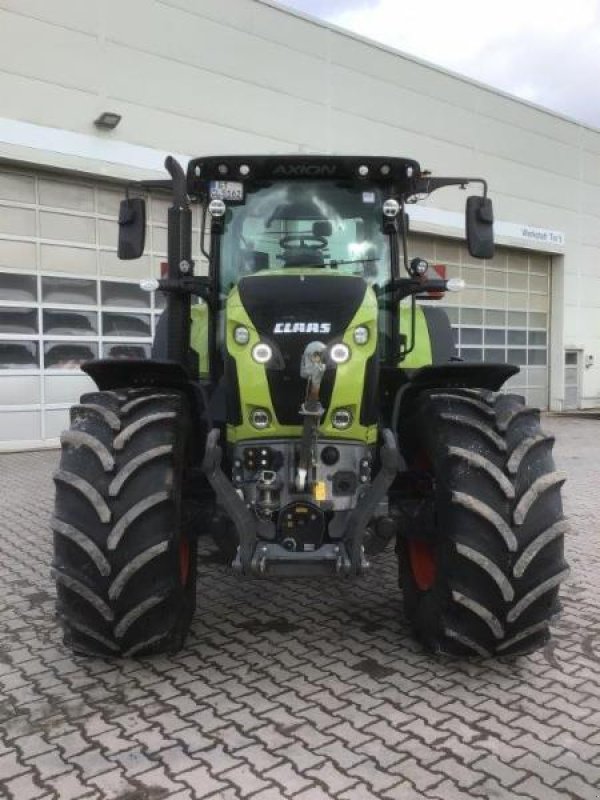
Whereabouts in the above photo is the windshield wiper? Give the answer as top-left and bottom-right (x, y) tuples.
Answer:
(329, 258), (380, 267)
(292, 258), (381, 269)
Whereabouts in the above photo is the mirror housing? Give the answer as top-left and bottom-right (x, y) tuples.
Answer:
(466, 196), (494, 259)
(118, 198), (146, 260)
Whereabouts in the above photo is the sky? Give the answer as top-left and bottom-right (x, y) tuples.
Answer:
(276, 0), (600, 128)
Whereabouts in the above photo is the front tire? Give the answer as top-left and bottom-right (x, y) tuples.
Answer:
(52, 388), (197, 657)
(398, 389), (569, 657)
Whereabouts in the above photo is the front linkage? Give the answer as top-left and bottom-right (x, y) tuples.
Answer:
(202, 426), (402, 577)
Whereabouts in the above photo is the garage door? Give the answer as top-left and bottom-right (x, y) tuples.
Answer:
(0, 165), (203, 447)
(408, 234), (551, 408)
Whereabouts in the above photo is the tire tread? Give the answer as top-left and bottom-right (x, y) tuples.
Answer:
(52, 387), (198, 657)
(399, 388), (568, 657)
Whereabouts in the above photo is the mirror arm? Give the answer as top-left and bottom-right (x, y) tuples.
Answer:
(376, 278), (449, 302)
(156, 276), (214, 304)
(121, 179), (172, 199)
(138, 179), (173, 192)
(412, 176), (488, 197)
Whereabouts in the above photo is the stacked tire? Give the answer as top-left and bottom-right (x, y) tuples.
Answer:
(399, 389), (569, 657)
(52, 388), (197, 657)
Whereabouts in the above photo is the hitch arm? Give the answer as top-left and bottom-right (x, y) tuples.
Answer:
(343, 429), (404, 573)
(202, 429), (257, 571)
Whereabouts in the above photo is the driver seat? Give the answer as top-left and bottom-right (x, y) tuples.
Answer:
(282, 248), (325, 267)
(281, 220), (331, 267)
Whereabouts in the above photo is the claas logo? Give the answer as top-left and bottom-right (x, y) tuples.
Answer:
(273, 322), (332, 334)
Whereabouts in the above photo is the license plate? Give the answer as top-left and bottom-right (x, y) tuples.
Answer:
(209, 181), (244, 202)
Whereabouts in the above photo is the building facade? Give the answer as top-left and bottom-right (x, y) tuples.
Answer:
(0, 0), (598, 449)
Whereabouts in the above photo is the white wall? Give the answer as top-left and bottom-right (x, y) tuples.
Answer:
(0, 0), (599, 406)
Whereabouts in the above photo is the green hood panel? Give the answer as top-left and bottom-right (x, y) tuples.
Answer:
(226, 274), (379, 444)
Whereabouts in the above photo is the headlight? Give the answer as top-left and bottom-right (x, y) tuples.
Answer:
(353, 326), (369, 345)
(250, 408), (271, 429)
(252, 342), (273, 364)
(208, 199), (226, 217)
(330, 343), (350, 364)
(331, 408), (353, 430)
(383, 198), (400, 217)
(233, 325), (250, 345)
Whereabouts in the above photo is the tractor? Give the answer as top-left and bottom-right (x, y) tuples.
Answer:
(52, 155), (568, 658)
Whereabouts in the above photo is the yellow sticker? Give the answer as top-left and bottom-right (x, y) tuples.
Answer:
(313, 481), (327, 502)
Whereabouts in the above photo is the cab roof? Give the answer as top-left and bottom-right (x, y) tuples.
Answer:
(187, 155), (422, 195)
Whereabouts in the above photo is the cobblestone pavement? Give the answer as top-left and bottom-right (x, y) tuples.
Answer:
(0, 416), (599, 800)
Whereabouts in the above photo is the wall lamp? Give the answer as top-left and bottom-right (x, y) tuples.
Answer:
(94, 112), (122, 130)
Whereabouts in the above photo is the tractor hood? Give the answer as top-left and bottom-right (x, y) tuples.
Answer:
(226, 272), (378, 436)
(239, 272), (366, 339)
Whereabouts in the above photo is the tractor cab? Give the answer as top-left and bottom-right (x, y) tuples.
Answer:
(181, 156), (493, 382)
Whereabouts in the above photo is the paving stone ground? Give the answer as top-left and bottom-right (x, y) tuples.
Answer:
(0, 416), (599, 800)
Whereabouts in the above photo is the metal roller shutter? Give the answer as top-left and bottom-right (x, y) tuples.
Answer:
(408, 234), (551, 408)
(0, 165), (204, 447)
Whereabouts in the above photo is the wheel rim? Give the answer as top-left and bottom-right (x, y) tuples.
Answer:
(179, 537), (190, 585)
(407, 539), (437, 590)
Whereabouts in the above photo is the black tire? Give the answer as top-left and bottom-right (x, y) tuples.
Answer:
(52, 388), (198, 657)
(398, 388), (569, 657)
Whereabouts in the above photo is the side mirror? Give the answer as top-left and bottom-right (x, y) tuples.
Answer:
(118, 198), (146, 260)
(466, 196), (494, 259)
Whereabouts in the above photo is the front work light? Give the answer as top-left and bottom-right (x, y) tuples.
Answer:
(208, 199), (226, 217)
(331, 408), (353, 430)
(233, 325), (250, 345)
(383, 198), (401, 218)
(353, 326), (369, 345)
(250, 408), (271, 429)
(409, 257), (429, 277)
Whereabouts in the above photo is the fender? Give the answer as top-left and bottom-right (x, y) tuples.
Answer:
(82, 358), (190, 391)
(392, 362), (519, 425)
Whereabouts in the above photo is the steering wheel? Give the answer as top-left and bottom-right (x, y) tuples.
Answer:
(280, 234), (328, 251)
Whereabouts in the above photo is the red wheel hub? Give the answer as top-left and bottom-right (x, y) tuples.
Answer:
(406, 446), (437, 590)
(408, 539), (437, 590)
(179, 537), (190, 585)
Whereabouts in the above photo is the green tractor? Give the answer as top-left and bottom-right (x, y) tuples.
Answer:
(52, 155), (568, 658)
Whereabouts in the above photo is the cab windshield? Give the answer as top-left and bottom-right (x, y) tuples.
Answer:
(218, 180), (390, 294)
